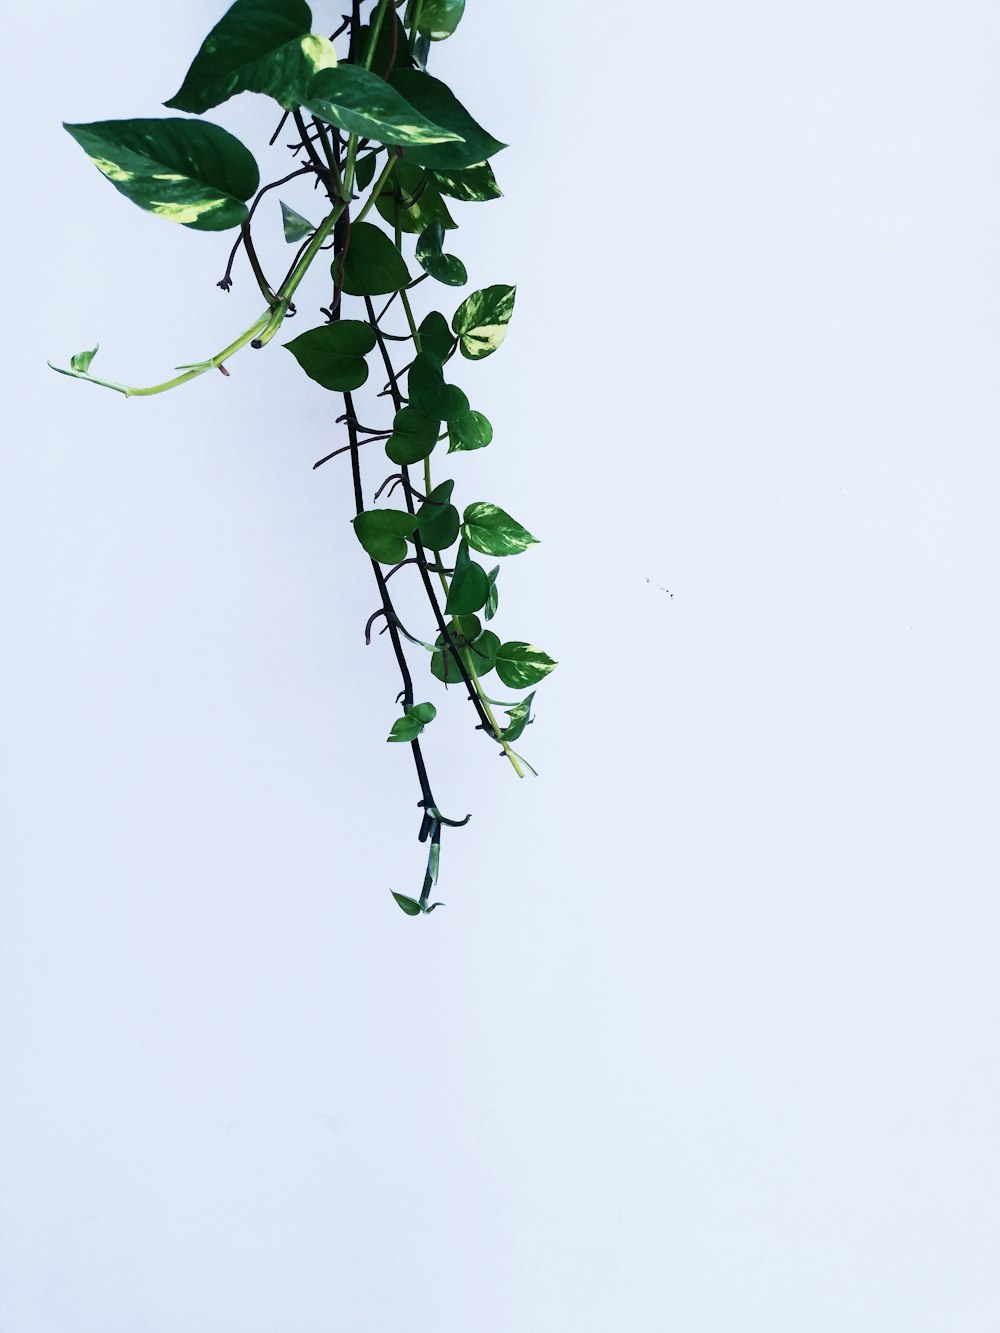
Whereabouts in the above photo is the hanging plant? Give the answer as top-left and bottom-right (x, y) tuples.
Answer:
(51, 0), (555, 916)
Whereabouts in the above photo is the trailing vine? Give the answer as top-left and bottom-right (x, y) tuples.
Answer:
(50, 0), (555, 917)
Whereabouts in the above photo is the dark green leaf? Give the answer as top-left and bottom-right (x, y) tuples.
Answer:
(409, 701), (437, 724)
(415, 221), (467, 286)
(447, 410), (493, 452)
(407, 352), (469, 421)
(389, 70), (505, 169)
(445, 539), (490, 615)
(64, 118), (259, 232)
(495, 642), (557, 690)
(340, 221), (410, 295)
(418, 310), (455, 361)
(391, 891), (423, 916)
(164, 0), (338, 113)
(280, 199), (314, 241)
(415, 480), (460, 550)
(501, 690), (535, 742)
(452, 284), (516, 359)
(385, 406), (439, 465)
(303, 66), (462, 147)
(374, 159), (456, 233)
(466, 629), (499, 677)
(450, 614), (481, 644)
(417, 0), (466, 40)
(430, 631), (464, 683)
(387, 714), (422, 742)
(350, 13), (413, 75)
(354, 151), (378, 191)
(462, 502), (538, 556)
(70, 345), (99, 373)
(352, 508), (420, 563)
(485, 565), (499, 620)
(285, 320), (376, 391)
(430, 161), (502, 202)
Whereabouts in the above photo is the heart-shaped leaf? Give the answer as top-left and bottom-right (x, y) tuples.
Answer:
(304, 66), (462, 147)
(415, 221), (467, 286)
(352, 508), (420, 564)
(452, 285), (516, 360)
(462, 502), (538, 557)
(285, 320), (376, 391)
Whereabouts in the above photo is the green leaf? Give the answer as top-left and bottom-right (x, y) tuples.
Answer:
(417, 311), (455, 362)
(389, 70), (505, 170)
(462, 502), (538, 557)
(340, 221), (410, 295)
(417, 0), (466, 40)
(447, 409), (493, 452)
(391, 891), (423, 916)
(501, 690), (535, 742)
(64, 118), (259, 232)
(285, 320), (376, 391)
(387, 714), (422, 742)
(450, 614), (481, 644)
(445, 539), (490, 615)
(350, 13), (413, 75)
(485, 565), (499, 620)
(409, 701), (437, 724)
(415, 481), (460, 551)
(374, 159), (456, 234)
(280, 199), (314, 241)
(70, 344), (99, 373)
(495, 642), (557, 690)
(303, 66), (462, 147)
(354, 151), (378, 191)
(407, 353), (469, 422)
(452, 285), (516, 360)
(415, 221), (467, 286)
(165, 0), (338, 113)
(466, 629), (499, 677)
(430, 631), (464, 684)
(430, 161), (502, 202)
(352, 508), (420, 564)
(385, 407), (439, 465)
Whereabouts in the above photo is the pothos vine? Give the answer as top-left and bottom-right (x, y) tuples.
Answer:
(51, 0), (555, 917)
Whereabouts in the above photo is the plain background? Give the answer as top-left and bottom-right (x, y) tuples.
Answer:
(2, 1), (999, 1328)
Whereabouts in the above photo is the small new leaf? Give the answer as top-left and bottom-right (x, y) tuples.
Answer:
(391, 891), (424, 916)
(280, 200), (314, 241)
(501, 691), (535, 743)
(462, 502), (538, 557)
(70, 345), (99, 373)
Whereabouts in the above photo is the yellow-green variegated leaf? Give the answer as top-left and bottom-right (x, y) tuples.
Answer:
(164, 0), (337, 114)
(417, 0), (466, 40)
(64, 118), (259, 232)
(451, 285), (516, 360)
(461, 502), (538, 557)
(374, 160), (456, 235)
(494, 642), (557, 691)
(303, 66), (462, 148)
(415, 221), (467, 286)
(280, 200), (314, 242)
(430, 161), (502, 203)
